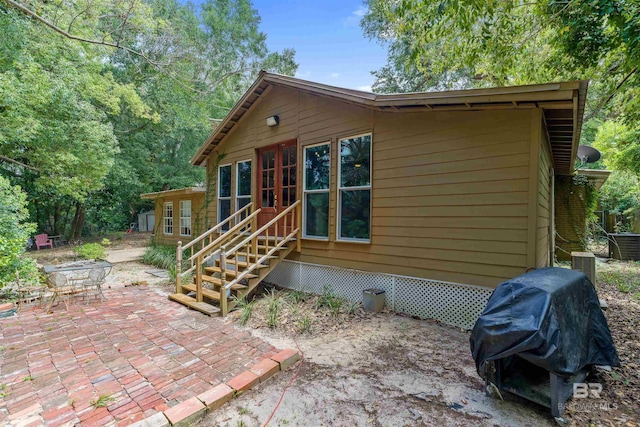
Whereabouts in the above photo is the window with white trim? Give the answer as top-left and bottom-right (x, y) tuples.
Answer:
(179, 200), (191, 236)
(218, 164), (232, 231)
(163, 202), (173, 235)
(236, 160), (252, 220)
(303, 142), (330, 239)
(338, 133), (371, 242)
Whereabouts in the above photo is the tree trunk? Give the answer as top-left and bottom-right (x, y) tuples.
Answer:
(53, 201), (61, 235)
(70, 202), (85, 241)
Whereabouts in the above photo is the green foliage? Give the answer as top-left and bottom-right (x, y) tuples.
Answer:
(0, 176), (38, 288)
(599, 171), (640, 216)
(598, 262), (640, 297)
(296, 314), (312, 334)
(74, 243), (107, 260)
(142, 245), (179, 271)
(315, 285), (345, 317)
(234, 297), (255, 326)
(101, 238), (112, 246)
(90, 394), (116, 409)
(1, 0), (298, 237)
(265, 289), (281, 329)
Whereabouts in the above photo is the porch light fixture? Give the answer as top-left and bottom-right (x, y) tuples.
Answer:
(266, 115), (279, 127)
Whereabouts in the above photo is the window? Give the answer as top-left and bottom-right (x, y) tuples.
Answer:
(236, 160), (252, 219)
(179, 200), (191, 236)
(218, 164), (232, 231)
(338, 133), (371, 242)
(303, 142), (330, 239)
(163, 202), (173, 235)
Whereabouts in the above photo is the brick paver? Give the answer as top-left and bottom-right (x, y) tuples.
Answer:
(0, 285), (276, 426)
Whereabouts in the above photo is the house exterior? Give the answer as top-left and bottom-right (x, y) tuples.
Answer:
(141, 187), (207, 246)
(168, 72), (588, 328)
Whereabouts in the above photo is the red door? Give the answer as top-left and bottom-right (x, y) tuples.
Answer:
(257, 140), (297, 236)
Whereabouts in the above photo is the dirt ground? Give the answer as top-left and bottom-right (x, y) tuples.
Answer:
(20, 242), (640, 426)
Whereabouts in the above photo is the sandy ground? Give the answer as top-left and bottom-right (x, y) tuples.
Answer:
(201, 314), (553, 427)
(23, 241), (637, 426)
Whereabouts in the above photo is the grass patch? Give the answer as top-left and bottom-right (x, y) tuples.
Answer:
(265, 289), (282, 329)
(597, 261), (640, 295)
(142, 244), (179, 270)
(315, 285), (346, 317)
(90, 394), (116, 408)
(234, 297), (255, 326)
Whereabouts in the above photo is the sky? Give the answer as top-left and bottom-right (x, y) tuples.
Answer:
(188, 0), (389, 91)
(250, 0), (388, 91)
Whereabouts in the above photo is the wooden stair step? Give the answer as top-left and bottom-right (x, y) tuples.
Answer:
(201, 275), (247, 290)
(181, 283), (222, 300)
(256, 245), (288, 251)
(218, 259), (271, 268)
(168, 293), (220, 316)
(203, 266), (257, 279)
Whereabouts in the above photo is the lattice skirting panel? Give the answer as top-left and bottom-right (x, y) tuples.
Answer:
(265, 260), (494, 330)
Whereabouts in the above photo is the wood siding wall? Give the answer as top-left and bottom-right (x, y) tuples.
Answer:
(152, 194), (206, 246)
(536, 122), (553, 267)
(205, 84), (548, 288)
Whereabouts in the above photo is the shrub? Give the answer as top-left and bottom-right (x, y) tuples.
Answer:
(74, 243), (107, 260)
(101, 238), (111, 246)
(0, 177), (39, 288)
(142, 245), (180, 271)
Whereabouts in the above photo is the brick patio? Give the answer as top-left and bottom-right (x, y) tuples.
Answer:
(0, 285), (279, 426)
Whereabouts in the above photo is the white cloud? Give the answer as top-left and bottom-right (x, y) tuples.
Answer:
(330, 72), (340, 78)
(357, 85), (373, 92)
(295, 70), (312, 79)
(344, 6), (367, 27)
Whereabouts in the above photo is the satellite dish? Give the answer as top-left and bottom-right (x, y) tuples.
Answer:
(577, 145), (601, 164)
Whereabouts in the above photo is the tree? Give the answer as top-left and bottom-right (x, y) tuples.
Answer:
(1, 0), (298, 237)
(362, 1), (639, 124)
(0, 176), (38, 287)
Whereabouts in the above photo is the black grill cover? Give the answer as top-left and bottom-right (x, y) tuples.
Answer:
(470, 267), (620, 377)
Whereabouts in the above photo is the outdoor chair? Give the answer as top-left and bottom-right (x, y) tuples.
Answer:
(35, 233), (53, 250)
(14, 270), (46, 312)
(81, 267), (107, 302)
(45, 272), (84, 311)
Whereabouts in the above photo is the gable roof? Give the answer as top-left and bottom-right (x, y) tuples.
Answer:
(141, 187), (205, 200)
(192, 71), (588, 175)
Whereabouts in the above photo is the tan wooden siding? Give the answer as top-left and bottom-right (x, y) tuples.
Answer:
(204, 85), (537, 288)
(152, 194), (206, 246)
(536, 122), (553, 267)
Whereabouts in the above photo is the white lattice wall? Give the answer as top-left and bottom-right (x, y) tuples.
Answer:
(265, 260), (494, 330)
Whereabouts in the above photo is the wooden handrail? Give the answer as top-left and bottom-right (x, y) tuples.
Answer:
(224, 200), (300, 255)
(223, 226), (299, 291)
(188, 209), (261, 262)
(181, 203), (253, 252)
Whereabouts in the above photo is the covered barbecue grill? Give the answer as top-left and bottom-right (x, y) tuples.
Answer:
(470, 267), (620, 418)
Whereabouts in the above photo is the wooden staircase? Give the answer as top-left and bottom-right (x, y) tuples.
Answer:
(168, 201), (301, 316)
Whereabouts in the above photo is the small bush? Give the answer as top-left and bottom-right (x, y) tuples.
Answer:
(74, 243), (106, 260)
(265, 289), (281, 329)
(100, 238), (111, 246)
(234, 297), (255, 326)
(297, 314), (313, 334)
(315, 285), (346, 317)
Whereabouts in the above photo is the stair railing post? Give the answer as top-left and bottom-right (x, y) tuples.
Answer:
(252, 215), (258, 260)
(176, 241), (182, 294)
(219, 245), (228, 316)
(195, 255), (203, 302)
(296, 202), (302, 252)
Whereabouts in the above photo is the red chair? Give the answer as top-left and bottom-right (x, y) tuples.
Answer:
(35, 233), (53, 250)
